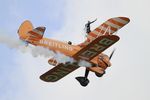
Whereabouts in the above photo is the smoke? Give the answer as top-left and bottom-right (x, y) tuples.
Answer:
(0, 33), (92, 67)
(29, 46), (55, 58)
(24, 46), (92, 67)
(53, 52), (75, 64)
(26, 46), (75, 64)
(0, 33), (22, 48)
(78, 60), (92, 67)
(27, 46), (91, 67)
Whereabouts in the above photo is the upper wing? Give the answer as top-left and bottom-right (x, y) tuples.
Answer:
(40, 35), (119, 82)
(80, 17), (129, 47)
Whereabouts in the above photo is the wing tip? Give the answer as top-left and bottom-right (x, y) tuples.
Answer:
(39, 74), (58, 82)
(118, 17), (130, 23)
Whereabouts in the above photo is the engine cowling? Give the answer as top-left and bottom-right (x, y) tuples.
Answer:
(97, 53), (111, 69)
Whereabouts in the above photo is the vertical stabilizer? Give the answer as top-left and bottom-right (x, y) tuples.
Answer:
(18, 20), (33, 40)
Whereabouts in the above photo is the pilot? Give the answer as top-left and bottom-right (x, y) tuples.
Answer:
(85, 18), (97, 34)
(68, 41), (72, 45)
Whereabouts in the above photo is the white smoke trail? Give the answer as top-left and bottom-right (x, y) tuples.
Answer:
(0, 33), (22, 48)
(78, 60), (92, 67)
(19, 45), (74, 65)
(53, 52), (75, 64)
(25, 46), (75, 65)
(0, 33), (92, 67)
(30, 46), (55, 58)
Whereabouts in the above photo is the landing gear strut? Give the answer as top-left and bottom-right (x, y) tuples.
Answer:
(75, 68), (90, 87)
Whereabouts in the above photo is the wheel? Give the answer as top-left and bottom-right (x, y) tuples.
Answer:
(80, 78), (89, 87)
(75, 77), (90, 87)
(95, 71), (105, 77)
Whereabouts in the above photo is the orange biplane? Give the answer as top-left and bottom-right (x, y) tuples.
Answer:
(18, 17), (130, 86)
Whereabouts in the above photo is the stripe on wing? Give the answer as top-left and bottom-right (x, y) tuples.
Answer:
(28, 31), (42, 38)
(113, 17), (129, 25)
(32, 28), (44, 36)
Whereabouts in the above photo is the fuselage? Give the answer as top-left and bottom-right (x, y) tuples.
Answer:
(29, 37), (111, 71)
(31, 38), (100, 64)
(35, 38), (80, 56)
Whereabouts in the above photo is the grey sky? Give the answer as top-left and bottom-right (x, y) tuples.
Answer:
(0, 0), (150, 100)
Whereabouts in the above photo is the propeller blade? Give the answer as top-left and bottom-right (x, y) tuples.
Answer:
(109, 49), (116, 60)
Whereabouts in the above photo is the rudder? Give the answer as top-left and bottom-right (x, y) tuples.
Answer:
(18, 20), (33, 40)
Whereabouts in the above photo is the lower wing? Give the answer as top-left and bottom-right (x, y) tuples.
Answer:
(40, 63), (79, 82)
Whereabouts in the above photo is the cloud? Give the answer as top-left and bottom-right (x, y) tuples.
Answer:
(1, 0), (150, 100)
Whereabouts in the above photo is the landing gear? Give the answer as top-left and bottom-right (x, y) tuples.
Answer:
(76, 77), (89, 87)
(95, 71), (105, 77)
(75, 68), (90, 87)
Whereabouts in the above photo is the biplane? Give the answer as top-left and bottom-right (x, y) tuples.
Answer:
(18, 17), (130, 86)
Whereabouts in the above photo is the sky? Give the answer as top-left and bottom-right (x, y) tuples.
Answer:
(0, 0), (150, 100)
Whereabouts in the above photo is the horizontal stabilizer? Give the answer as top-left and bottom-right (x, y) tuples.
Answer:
(27, 27), (46, 41)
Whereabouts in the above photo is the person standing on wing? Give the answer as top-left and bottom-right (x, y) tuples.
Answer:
(85, 18), (97, 34)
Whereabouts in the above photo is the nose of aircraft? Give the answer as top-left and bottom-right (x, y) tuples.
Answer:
(98, 54), (111, 69)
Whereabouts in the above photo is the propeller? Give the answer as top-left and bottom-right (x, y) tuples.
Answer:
(109, 48), (116, 60)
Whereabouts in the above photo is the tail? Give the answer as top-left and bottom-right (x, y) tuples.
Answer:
(18, 20), (46, 45)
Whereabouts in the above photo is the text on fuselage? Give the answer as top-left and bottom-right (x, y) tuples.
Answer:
(39, 39), (73, 51)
